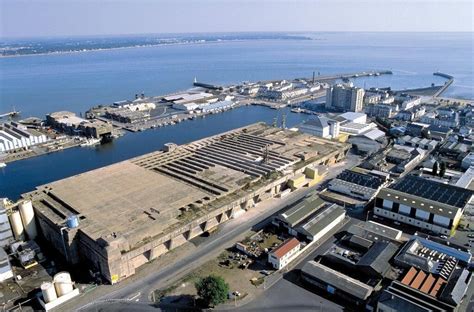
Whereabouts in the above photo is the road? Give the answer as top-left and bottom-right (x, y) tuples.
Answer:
(77, 154), (361, 311)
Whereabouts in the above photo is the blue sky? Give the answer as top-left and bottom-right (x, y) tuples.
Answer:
(1, 0), (472, 38)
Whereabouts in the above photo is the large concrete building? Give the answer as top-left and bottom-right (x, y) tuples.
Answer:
(326, 84), (365, 112)
(46, 111), (113, 139)
(22, 123), (349, 284)
(374, 175), (473, 236)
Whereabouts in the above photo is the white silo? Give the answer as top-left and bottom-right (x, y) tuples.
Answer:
(9, 210), (25, 240)
(19, 200), (37, 240)
(41, 281), (58, 303)
(53, 272), (73, 296)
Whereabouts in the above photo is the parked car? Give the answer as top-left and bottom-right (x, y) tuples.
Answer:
(440, 235), (448, 239)
(467, 234), (474, 238)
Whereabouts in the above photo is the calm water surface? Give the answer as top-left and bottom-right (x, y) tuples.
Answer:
(1, 32), (473, 199)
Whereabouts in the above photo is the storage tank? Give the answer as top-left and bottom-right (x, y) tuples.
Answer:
(53, 272), (73, 296)
(66, 215), (79, 229)
(9, 210), (25, 240)
(41, 282), (58, 303)
(19, 200), (37, 240)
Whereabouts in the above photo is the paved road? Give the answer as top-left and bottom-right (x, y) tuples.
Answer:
(78, 154), (361, 311)
(237, 278), (342, 312)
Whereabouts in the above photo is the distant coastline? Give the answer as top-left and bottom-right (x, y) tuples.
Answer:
(0, 33), (313, 58)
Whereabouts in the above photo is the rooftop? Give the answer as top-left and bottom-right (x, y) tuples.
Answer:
(336, 169), (385, 189)
(278, 195), (326, 227)
(388, 175), (473, 209)
(270, 237), (300, 258)
(301, 260), (374, 300)
(296, 204), (345, 238)
(356, 241), (398, 277)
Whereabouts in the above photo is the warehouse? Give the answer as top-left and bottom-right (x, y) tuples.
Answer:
(374, 175), (473, 236)
(273, 195), (346, 242)
(0, 122), (48, 152)
(301, 260), (374, 306)
(23, 123), (349, 283)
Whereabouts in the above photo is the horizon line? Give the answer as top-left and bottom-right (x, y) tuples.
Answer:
(1, 30), (473, 40)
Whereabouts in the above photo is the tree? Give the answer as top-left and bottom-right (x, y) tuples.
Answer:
(195, 275), (229, 307)
(439, 162), (446, 178)
(432, 162), (438, 176)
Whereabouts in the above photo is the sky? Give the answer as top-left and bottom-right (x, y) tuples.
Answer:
(0, 0), (473, 38)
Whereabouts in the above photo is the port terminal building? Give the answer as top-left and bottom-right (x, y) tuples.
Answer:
(22, 123), (349, 283)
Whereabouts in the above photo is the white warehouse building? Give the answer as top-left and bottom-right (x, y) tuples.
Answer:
(0, 122), (48, 152)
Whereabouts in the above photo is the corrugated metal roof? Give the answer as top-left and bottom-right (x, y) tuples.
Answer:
(278, 195), (326, 227)
(296, 204), (345, 238)
(362, 129), (385, 141)
(301, 260), (373, 300)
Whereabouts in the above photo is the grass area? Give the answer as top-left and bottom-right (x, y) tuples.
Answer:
(156, 248), (268, 305)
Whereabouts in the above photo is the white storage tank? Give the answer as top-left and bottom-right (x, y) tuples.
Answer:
(53, 272), (73, 296)
(19, 200), (37, 240)
(9, 210), (25, 240)
(41, 282), (58, 303)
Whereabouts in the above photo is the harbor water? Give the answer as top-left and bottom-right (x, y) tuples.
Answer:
(1, 32), (473, 200)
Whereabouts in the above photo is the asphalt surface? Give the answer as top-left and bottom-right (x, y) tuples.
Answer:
(76, 154), (361, 311)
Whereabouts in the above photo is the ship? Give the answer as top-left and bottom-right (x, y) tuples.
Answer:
(80, 138), (101, 147)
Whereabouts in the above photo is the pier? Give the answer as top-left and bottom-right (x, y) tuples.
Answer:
(0, 110), (20, 119)
(433, 72), (454, 97)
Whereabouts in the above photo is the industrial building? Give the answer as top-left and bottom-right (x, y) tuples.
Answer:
(374, 175), (473, 235)
(165, 92), (218, 111)
(46, 111), (113, 139)
(347, 221), (403, 243)
(325, 84), (365, 112)
(0, 247), (13, 282)
(378, 237), (472, 312)
(347, 128), (387, 155)
(0, 199), (14, 248)
(0, 122), (48, 152)
(273, 195), (346, 242)
(327, 168), (389, 201)
(301, 260), (374, 306)
(267, 237), (301, 270)
(22, 123), (349, 283)
(337, 112), (367, 124)
(298, 116), (340, 139)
